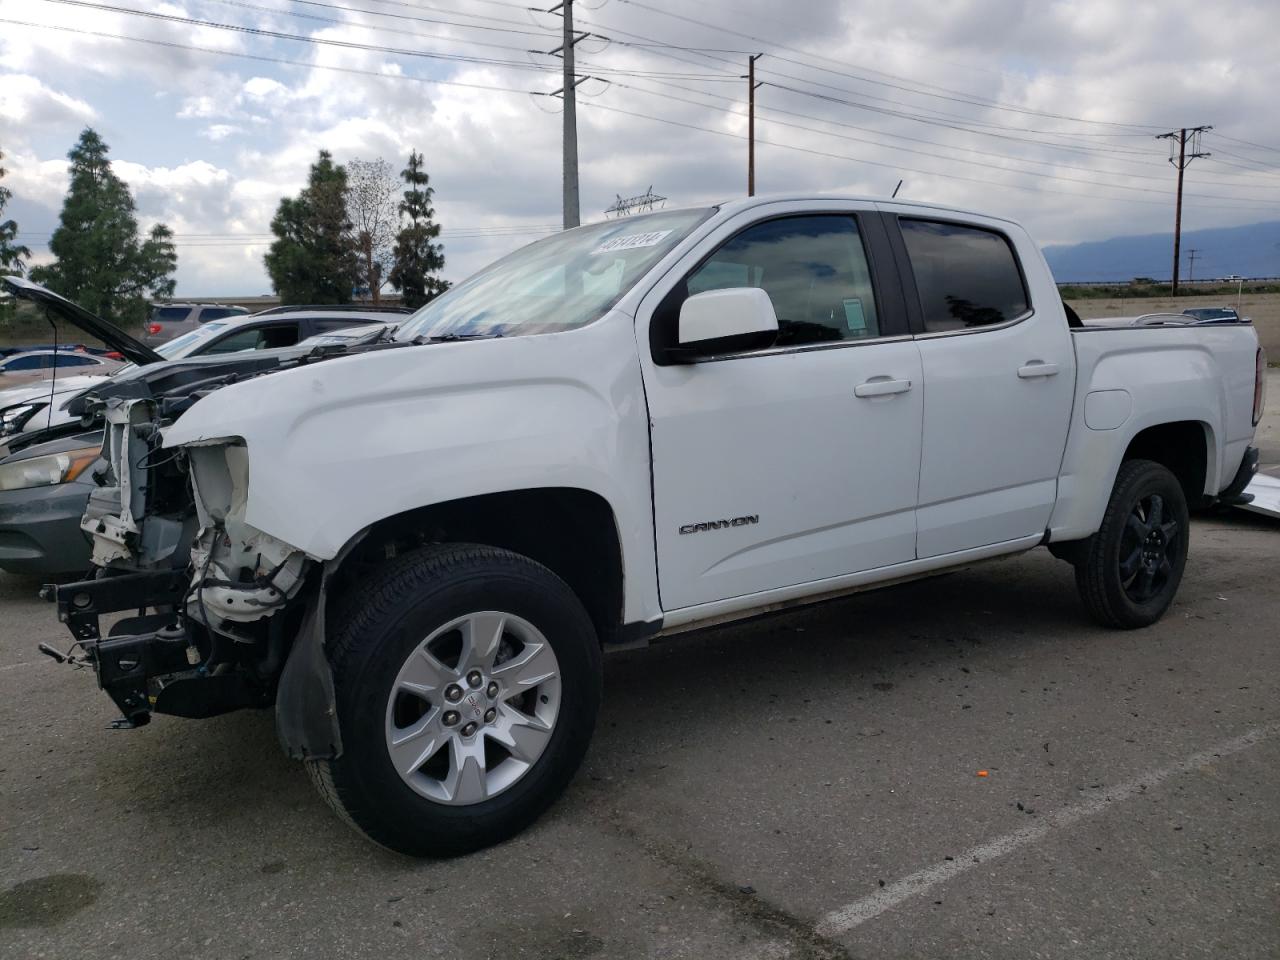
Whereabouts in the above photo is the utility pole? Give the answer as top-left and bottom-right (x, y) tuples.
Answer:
(1156, 126), (1211, 295)
(746, 54), (762, 196)
(1186, 248), (1201, 284)
(545, 1), (586, 229)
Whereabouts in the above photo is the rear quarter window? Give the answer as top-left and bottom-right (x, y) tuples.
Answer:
(900, 219), (1029, 333)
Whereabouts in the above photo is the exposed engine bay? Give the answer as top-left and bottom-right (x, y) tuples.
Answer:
(41, 332), (411, 738)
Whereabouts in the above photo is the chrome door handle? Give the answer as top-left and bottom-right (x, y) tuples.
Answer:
(1017, 361), (1060, 379)
(855, 377), (912, 398)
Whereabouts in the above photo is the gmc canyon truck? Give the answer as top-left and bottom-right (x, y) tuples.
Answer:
(12, 196), (1265, 857)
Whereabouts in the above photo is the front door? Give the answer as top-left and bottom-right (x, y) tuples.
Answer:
(640, 210), (924, 612)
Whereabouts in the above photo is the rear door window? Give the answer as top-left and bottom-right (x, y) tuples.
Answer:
(899, 219), (1029, 333)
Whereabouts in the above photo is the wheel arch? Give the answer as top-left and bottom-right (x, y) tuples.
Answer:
(1121, 419), (1215, 502)
(1048, 416), (1218, 547)
(325, 487), (628, 645)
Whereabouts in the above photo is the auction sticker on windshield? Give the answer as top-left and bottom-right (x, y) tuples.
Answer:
(590, 230), (672, 255)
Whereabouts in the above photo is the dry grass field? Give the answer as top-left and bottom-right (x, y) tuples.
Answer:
(1069, 292), (1280, 358)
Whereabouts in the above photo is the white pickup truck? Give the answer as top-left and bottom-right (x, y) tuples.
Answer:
(26, 196), (1265, 857)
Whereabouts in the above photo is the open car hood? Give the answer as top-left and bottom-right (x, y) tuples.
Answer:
(1, 275), (164, 367)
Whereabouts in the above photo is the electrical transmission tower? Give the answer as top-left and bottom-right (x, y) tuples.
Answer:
(1156, 126), (1211, 295)
(541, 1), (590, 229)
(605, 187), (667, 217)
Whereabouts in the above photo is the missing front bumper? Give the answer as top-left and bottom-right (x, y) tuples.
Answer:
(42, 571), (272, 726)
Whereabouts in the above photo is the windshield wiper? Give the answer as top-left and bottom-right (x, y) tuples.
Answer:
(413, 332), (505, 344)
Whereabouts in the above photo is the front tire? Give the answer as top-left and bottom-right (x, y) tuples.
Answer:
(1075, 459), (1190, 629)
(308, 543), (602, 857)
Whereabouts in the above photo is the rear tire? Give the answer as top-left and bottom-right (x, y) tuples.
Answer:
(1075, 459), (1190, 629)
(307, 543), (601, 857)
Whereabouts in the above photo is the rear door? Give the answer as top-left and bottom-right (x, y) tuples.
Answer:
(639, 205), (924, 611)
(882, 211), (1075, 558)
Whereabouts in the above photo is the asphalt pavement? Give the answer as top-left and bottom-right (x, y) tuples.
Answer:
(2, 374), (1277, 960)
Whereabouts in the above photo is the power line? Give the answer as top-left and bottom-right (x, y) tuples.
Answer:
(0, 15), (541, 95)
(634, 75), (1275, 190)
(204, 0), (552, 56)
(8, 16), (1276, 216)
(613, 0), (1169, 131)
(607, 79), (1280, 206)
(582, 16), (1159, 148)
(1213, 132), (1280, 157)
(33, 0), (735, 82)
(571, 13), (1189, 174)
(288, 0), (557, 36)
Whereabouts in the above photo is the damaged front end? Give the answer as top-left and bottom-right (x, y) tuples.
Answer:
(44, 396), (317, 734)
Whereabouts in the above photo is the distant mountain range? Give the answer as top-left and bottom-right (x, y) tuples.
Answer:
(1042, 220), (1280, 282)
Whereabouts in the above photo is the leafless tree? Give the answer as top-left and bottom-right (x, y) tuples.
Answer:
(345, 157), (400, 304)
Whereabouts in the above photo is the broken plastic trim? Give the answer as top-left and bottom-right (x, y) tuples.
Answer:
(273, 530), (368, 760)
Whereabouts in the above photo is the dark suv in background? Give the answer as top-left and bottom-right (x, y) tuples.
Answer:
(145, 302), (250, 344)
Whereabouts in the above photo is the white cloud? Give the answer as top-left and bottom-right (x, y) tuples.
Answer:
(1, 147), (70, 211)
(200, 124), (244, 142)
(242, 76), (288, 101)
(3, 0), (1280, 295)
(0, 74), (96, 127)
(178, 96), (229, 120)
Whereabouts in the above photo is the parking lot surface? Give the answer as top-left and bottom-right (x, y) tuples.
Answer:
(3, 374), (1278, 960)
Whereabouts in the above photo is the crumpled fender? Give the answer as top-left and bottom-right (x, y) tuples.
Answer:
(162, 310), (660, 626)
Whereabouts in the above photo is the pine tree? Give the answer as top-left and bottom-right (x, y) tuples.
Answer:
(389, 150), (446, 310)
(263, 150), (359, 304)
(0, 147), (31, 278)
(28, 129), (176, 325)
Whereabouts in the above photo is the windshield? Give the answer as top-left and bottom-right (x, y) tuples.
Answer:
(114, 321), (233, 376)
(396, 208), (713, 340)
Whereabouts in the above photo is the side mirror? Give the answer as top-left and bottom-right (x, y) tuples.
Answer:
(678, 287), (779, 347)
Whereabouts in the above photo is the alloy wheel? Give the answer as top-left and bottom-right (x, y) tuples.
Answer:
(384, 611), (562, 805)
(1118, 493), (1181, 603)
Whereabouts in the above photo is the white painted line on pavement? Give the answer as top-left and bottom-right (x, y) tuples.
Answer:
(816, 723), (1279, 937)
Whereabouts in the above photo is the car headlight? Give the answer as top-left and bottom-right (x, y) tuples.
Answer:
(0, 401), (46, 436)
(0, 446), (100, 492)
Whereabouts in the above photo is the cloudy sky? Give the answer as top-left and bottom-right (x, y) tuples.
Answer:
(2, 0), (1279, 295)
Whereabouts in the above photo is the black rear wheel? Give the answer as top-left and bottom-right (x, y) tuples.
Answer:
(1075, 459), (1190, 629)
